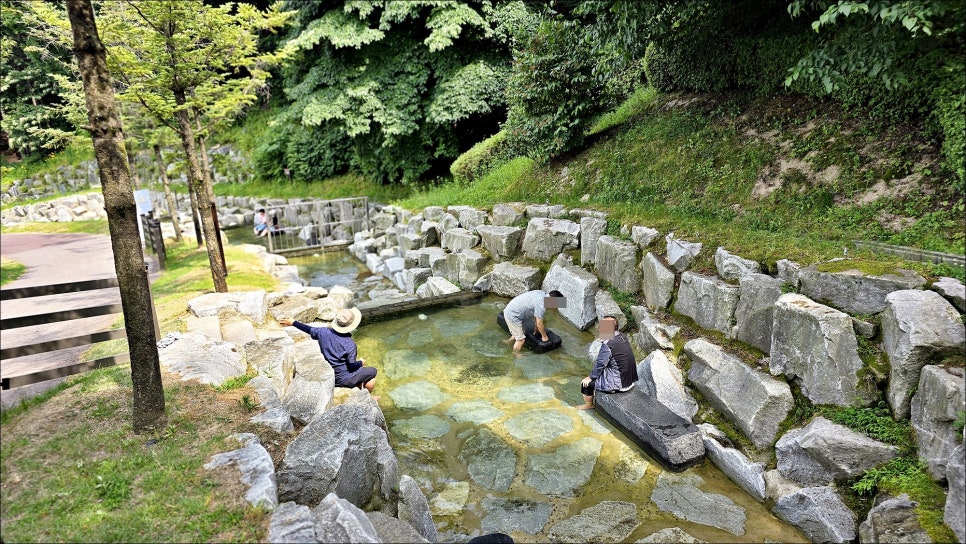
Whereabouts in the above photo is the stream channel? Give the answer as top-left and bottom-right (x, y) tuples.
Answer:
(231, 231), (807, 542)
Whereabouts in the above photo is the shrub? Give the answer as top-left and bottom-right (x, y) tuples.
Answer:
(643, 42), (676, 92)
(503, 20), (611, 162)
(932, 60), (965, 191)
(450, 129), (508, 185)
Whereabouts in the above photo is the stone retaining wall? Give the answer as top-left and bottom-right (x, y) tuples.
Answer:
(340, 201), (965, 543)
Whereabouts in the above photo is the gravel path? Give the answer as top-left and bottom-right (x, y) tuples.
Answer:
(1, 233), (157, 408)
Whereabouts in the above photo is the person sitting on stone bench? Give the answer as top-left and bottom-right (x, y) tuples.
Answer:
(576, 316), (638, 410)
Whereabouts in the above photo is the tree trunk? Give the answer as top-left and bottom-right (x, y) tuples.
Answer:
(65, 0), (166, 433)
(193, 112), (225, 275)
(153, 144), (182, 243)
(127, 145), (142, 189)
(194, 112), (215, 201)
(173, 89), (227, 292)
(187, 177), (203, 247)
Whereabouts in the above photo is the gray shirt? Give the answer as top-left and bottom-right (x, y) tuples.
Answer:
(504, 290), (547, 325)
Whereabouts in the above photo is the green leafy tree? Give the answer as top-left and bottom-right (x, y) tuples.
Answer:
(93, 0), (292, 292)
(275, 0), (537, 184)
(0, 0), (78, 159)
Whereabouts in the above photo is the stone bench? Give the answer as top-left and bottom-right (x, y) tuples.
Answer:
(594, 387), (705, 472)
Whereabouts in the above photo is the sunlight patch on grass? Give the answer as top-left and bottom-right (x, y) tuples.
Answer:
(1, 257), (26, 285)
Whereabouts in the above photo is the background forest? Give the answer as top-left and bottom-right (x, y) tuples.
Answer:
(2, 0), (964, 258)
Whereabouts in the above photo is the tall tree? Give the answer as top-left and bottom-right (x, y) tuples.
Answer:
(64, 0), (166, 432)
(95, 1), (291, 292)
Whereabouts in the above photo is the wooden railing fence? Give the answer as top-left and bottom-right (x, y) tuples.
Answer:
(0, 277), (156, 391)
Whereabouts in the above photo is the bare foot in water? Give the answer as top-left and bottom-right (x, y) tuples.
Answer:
(575, 403), (594, 410)
(371, 395), (381, 402)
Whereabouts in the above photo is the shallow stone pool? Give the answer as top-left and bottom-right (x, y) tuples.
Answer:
(352, 298), (806, 543)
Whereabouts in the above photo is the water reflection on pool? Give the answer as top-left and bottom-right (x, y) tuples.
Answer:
(354, 297), (806, 543)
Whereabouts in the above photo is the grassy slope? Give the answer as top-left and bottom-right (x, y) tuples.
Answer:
(399, 87), (964, 277)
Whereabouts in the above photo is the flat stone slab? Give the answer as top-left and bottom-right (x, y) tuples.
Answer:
(496, 383), (557, 403)
(593, 388), (705, 471)
(504, 409), (574, 447)
(525, 437), (602, 497)
(460, 428), (517, 492)
(391, 415), (451, 440)
(382, 349), (431, 380)
(388, 381), (450, 412)
(481, 497), (552, 535)
(445, 400), (504, 424)
(650, 472), (746, 536)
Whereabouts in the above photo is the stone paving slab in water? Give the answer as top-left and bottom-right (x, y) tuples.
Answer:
(388, 381), (450, 412)
(445, 401), (504, 424)
(391, 415), (451, 440)
(504, 409), (573, 447)
(383, 350), (432, 380)
(525, 437), (602, 497)
(496, 383), (557, 403)
(650, 472), (746, 536)
(460, 428), (517, 491)
(481, 497), (552, 535)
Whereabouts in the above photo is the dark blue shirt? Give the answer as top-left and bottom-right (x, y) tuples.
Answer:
(293, 321), (361, 383)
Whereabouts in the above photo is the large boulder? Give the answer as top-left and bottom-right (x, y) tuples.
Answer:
(440, 227), (480, 253)
(685, 338), (793, 450)
(945, 443), (965, 543)
(398, 475), (439, 543)
(311, 493), (381, 543)
(521, 218), (580, 262)
(204, 433), (278, 510)
(476, 225), (523, 262)
(733, 273), (783, 354)
(281, 340), (335, 424)
(858, 494), (932, 544)
(771, 293), (872, 406)
(665, 233), (702, 272)
(775, 417), (899, 486)
(714, 247), (761, 282)
(188, 290), (268, 324)
(911, 365), (966, 480)
(366, 511), (429, 544)
(594, 387), (705, 471)
(526, 203), (567, 218)
(798, 265), (926, 315)
(698, 424), (766, 502)
(595, 290), (627, 330)
(488, 262), (542, 298)
(883, 289), (965, 419)
(674, 272), (739, 337)
(267, 502), (316, 543)
(490, 202), (525, 226)
(542, 257), (599, 330)
(773, 486), (856, 543)
(579, 217), (608, 266)
(595, 235), (641, 293)
(416, 276), (461, 297)
(631, 225), (660, 249)
(158, 332), (247, 386)
(930, 276), (966, 312)
(630, 305), (680, 353)
(455, 206), (488, 233)
(276, 403), (398, 512)
(640, 252), (675, 310)
(637, 350), (697, 421)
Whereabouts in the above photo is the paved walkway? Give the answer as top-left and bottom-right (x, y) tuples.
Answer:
(0, 233), (158, 408)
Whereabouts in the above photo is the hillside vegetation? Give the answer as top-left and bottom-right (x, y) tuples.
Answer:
(224, 86), (965, 278)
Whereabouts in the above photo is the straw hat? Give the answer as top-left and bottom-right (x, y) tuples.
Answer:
(332, 307), (362, 334)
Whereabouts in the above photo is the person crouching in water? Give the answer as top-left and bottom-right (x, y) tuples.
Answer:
(279, 308), (377, 397)
(502, 289), (565, 355)
(576, 316), (638, 410)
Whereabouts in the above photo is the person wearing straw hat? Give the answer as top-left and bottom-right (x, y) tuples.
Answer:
(279, 307), (377, 396)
